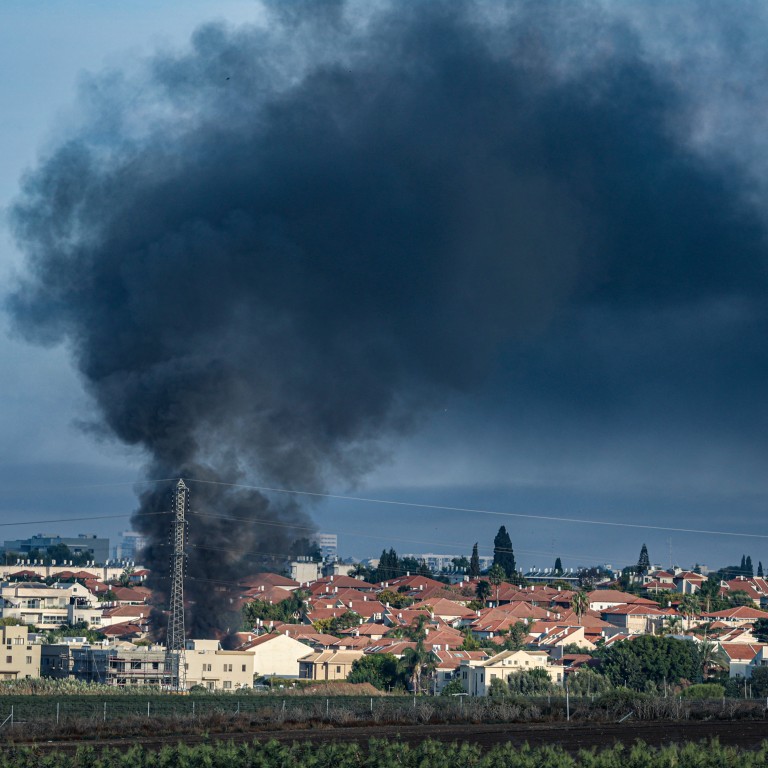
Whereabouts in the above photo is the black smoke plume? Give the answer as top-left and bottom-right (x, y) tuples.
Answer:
(8, 1), (767, 635)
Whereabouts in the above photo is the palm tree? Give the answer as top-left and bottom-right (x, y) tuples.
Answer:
(662, 615), (682, 635)
(679, 594), (700, 631)
(488, 563), (506, 606)
(404, 613), (429, 643)
(571, 590), (589, 625)
(475, 580), (492, 606)
(698, 641), (728, 681)
(398, 637), (435, 694)
(349, 563), (369, 580)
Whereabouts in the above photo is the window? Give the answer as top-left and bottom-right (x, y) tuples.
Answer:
(152, 662), (159, 670)
(25, 657), (32, 665)
(131, 661), (142, 670)
(5, 657), (11, 664)
(242, 665), (246, 672)
(204, 663), (212, 672)
(223, 680), (232, 690)
(336, 666), (341, 673)
(224, 663), (233, 672)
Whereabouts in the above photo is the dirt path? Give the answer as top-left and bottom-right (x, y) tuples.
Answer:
(6, 719), (768, 754)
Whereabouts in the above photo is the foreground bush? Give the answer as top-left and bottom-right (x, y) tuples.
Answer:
(1, 738), (767, 768)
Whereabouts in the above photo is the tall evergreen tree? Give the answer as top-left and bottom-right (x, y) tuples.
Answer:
(492, 526), (516, 579)
(554, 557), (563, 575)
(636, 544), (651, 576)
(759, 561), (764, 578)
(746, 556), (754, 576)
(740, 554), (747, 575)
(469, 543), (481, 578)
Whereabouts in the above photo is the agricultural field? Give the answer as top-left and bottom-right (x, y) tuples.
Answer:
(2, 737), (768, 767)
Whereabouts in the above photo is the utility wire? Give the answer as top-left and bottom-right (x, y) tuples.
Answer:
(185, 477), (768, 541)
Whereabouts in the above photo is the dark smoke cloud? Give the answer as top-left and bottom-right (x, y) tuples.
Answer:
(8, 1), (768, 632)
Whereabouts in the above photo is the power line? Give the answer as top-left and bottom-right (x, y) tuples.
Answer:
(187, 511), (622, 565)
(185, 477), (768, 541)
(0, 511), (169, 528)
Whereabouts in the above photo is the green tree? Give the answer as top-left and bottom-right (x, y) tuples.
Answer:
(488, 563), (506, 605)
(377, 589), (413, 609)
(440, 678), (466, 696)
(571, 590), (589, 625)
(759, 561), (764, 578)
(243, 589), (309, 627)
(746, 555), (754, 576)
(499, 621), (527, 651)
(567, 668), (611, 696)
(636, 544), (651, 577)
(729, 590), (755, 607)
(492, 526), (516, 578)
(475, 580), (492, 605)
(679, 594), (700, 630)
(398, 639), (435, 694)
(554, 557), (563, 575)
(117, 565), (135, 586)
(747, 666), (768, 698)
(698, 576), (728, 613)
(348, 653), (404, 690)
(469, 543), (481, 578)
(451, 556), (470, 572)
(754, 618), (768, 642)
(596, 635), (702, 690)
(349, 562), (371, 581)
(506, 667), (557, 695)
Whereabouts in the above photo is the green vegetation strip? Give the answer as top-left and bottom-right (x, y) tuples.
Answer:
(0, 738), (767, 767)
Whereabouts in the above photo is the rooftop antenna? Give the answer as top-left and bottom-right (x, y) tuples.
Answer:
(165, 478), (188, 691)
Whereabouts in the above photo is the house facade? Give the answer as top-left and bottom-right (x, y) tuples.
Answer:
(459, 649), (561, 696)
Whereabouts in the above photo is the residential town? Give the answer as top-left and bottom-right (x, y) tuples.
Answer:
(0, 528), (766, 698)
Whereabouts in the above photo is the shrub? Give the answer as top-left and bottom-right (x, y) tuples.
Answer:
(681, 683), (725, 699)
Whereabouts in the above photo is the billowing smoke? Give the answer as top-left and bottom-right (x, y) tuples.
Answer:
(8, 1), (766, 634)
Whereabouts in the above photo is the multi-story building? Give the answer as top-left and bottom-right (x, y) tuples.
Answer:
(318, 533), (338, 561)
(3, 534), (109, 565)
(184, 639), (255, 691)
(0, 625), (40, 681)
(0, 582), (102, 629)
(41, 641), (110, 683)
(111, 531), (146, 563)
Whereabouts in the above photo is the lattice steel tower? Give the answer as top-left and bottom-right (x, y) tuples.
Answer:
(165, 478), (188, 691)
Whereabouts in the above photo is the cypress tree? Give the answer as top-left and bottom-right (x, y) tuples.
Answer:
(492, 526), (516, 579)
(740, 555), (747, 575)
(637, 544), (650, 575)
(554, 557), (563, 575)
(759, 561), (764, 578)
(746, 556), (754, 576)
(469, 543), (481, 578)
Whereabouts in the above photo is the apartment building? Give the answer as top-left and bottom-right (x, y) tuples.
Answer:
(0, 582), (101, 629)
(184, 639), (254, 691)
(0, 624), (40, 680)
